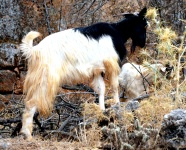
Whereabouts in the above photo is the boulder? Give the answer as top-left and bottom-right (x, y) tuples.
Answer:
(158, 109), (186, 149)
(0, 43), (20, 69)
(0, 0), (22, 41)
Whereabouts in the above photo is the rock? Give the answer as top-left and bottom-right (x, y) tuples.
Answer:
(0, 0), (22, 41)
(0, 70), (16, 93)
(0, 141), (11, 150)
(0, 43), (20, 69)
(125, 100), (140, 111)
(158, 109), (186, 149)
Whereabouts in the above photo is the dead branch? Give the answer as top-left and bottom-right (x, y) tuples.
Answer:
(43, 0), (52, 34)
(58, 115), (72, 131)
(62, 84), (94, 92)
(0, 118), (21, 124)
(47, 130), (79, 140)
(56, 95), (81, 110)
(81, 0), (96, 16)
(1, 83), (110, 139)
(131, 94), (150, 101)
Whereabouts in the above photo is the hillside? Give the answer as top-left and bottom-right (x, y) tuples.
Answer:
(0, 0), (186, 149)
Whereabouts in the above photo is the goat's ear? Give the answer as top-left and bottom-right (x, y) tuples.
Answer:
(138, 7), (147, 18)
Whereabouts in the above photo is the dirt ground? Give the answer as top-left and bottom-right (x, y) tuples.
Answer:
(0, 136), (100, 150)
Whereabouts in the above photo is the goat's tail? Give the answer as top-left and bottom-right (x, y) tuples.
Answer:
(20, 31), (41, 59)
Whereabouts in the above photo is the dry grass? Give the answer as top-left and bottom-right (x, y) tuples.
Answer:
(127, 8), (186, 129)
(0, 136), (99, 150)
(98, 9), (186, 149)
(1, 7), (186, 150)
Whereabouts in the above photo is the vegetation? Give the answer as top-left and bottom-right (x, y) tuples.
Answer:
(0, 0), (185, 149)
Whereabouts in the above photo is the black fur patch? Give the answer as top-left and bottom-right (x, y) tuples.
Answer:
(74, 7), (148, 61)
(74, 23), (127, 61)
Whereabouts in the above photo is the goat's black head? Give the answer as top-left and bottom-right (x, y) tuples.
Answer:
(124, 7), (148, 53)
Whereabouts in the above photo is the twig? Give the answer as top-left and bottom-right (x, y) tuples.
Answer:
(87, 0), (106, 15)
(58, 115), (72, 131)
(131, 94), (149, 101)
(0, 118), (21, 124)
(129, 62), (151, 86)
(56, 95), (80, 109)
(128, 62), (151, 94)
(43, 0), (52, 34)
(48, 130), (79, 140)
(175, 32), (186, 103)
(62, 84), (93, 92)
(81, 0), (96, 16)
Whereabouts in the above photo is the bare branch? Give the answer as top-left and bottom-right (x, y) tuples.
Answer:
(43, 0), (52, 34)
(131, 94), (150, 101)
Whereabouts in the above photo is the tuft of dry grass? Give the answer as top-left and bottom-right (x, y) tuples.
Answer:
(75, 123), (102, 148)
(76, 103), (104, 148)
(82, 103), (107, 122)
(155, 27), (177, 42)
(145, 7), (158, 21)
(135, 96), (174, 129)
(122, 110), (134, 127)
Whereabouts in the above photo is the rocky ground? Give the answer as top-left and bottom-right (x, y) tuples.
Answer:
(0, 137), (96, 150)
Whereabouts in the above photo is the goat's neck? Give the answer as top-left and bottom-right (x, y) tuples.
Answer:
(112, 19), (134, 42)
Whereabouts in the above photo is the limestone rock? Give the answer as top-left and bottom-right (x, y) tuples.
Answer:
(0, 43), (20, 69)
(0, 0), (22, 41)
(125, 100), (140, 111)
(158, 109), (186, 149)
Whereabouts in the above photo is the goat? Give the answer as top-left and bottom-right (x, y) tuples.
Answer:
(119, 63), (166, 100)
(20, 8), (148, 140)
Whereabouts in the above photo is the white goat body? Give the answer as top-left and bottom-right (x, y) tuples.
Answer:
(119, 63), (164, 99)
(20, 30), (120, 140)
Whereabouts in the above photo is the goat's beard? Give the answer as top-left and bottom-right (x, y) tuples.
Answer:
(131, 43), (136, 53)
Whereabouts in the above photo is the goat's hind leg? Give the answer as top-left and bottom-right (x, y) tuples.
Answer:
(21, 99), (36, 140)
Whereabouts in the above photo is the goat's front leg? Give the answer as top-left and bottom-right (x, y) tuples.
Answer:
(110, 73), (120, 104)
(91, 74), (105, 110)
(21, 100), (36, 140)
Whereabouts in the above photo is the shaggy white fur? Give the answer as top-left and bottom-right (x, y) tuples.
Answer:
(20, 30), (120, 140)
(119, 63), (164, 99)
(20, 7), (148, 139)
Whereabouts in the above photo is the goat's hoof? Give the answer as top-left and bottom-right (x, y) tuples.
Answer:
(26, 136), (33, 141)
(19, 132), (33, 141)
